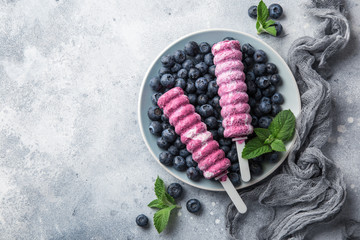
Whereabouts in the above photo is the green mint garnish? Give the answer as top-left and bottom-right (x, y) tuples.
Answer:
(242, 110), (296, 159)
(256, 0), (277, 36)
(148, 176), (181, 233)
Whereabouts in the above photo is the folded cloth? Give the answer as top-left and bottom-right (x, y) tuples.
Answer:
(225, 0), (357, 239)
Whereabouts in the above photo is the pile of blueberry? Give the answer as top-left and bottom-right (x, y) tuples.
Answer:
(147, 38), (283, 185)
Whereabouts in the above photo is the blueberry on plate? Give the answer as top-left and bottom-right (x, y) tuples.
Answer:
(162, 128), (177, 143)
(161, 114), (169, 122)
(246, 80), (257, 95)
(261, 96), (271, 104)
(158, 66), (171, 77)
(258, 116), (272, 128)
(204, 116), (218, 129)
(266, 152), (280, 163)
(243, 57), (254, 67)
(229, 163), (240, 173)
(246, 71), (256, 82)
(268, 3), (283, 19)
(207, 80), (218, 98)
(251, 115), (258, 126)
(186, 155), (197, 168)
(160, 54), (175, 68)
(149, 121), (163, 136)
(171, 63), (182, 73)
(195, 77), (208, 91)
(188, 93), (197, 105)
(271, 92), (284, 104)
(199, 42), (211, 54)
(186, 199), (201, 213)
(159, 151), (174, 166)
(242, 43), (255, 56)
(219, 138), (232, 146)
(136, 214), (149, 227)
(174, 137), (186, 149)
(196, 88), (206, 95)
(197, 94), (208, 105)
(177, 69), (188, 79)
(262, 85), (276, 97)
(218, 126), (225, 138)
(173, 156), (187, 171)
(186, 167), (201, 181)
(253, 105), (263, 117)
(195, 62), (208, 75)
(227, 149), (238, 163)
(203, 73), (213, 82)
(157, 137), (170, 149)
(188, 68), (201, 80)
(259, 101), (272, 114)
(160, 73), (175, 88)
(179, 149), (191, 158)
(248, 5), (257, 19)
(149, 77), (162, 91)
(182, 59), (195, 71)
(196, 166), (203, 176)
(148, 106), (162, 121)
(271, 104), (282, 116)
(175, 78), (186, 90)
(272, 22), (283, 36)
(220, 145), (230, 154)
(209, 96), (220, 109)
(204, 53), (214, 66)
(151, 92), (162, 106)
(186, 81), (196, 94)
(248, 97), (256, 108)
(253, 50), (268, 63)
(167, 183), (183, 199)
(249, 160), (263, 175)
(270, 74), (282, 86)
(194, 53), (204, 64)
(223, 37), (235, 41)
(228, 172), (241, 186)
(184, 41), (199, 57)
(256, 76), (271, 89)
(198, 104), (214, 118)
(209, 129), (219, 140)
(168, 145), (179, 156)
(208, 65), (216, 76)
(266, 63), (278, 74)
(253, 63), (267, 76)
(174, 50), (186, 64)
(161, 122), (172, 130)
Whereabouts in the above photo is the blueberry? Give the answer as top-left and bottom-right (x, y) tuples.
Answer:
(186, 167), (201, 181)
(248, 97), (256, 108)
(259, 101), (272, 114)
(248, 5), (257, 19)
(246, 79), (257, 95)
(271, 93), (284, 104)
(136, 214), (149, 227)
(242, 43), (255, 56)
(158, 66), (171, 77)
(195, 166), (203, 176)
(258, 116), (272, 128)
(167, 183), (183, 199)
(174, 137), (186, 149)
(228, 172), (241, 186)
(208, 65), (216, 76)
(182, 59), (195, 71)
(171, 63), (182, 73)
(249, 160), (263, 175)
(209, 129), (219, 140)
(184, 41), (199, 57)
(209, 96), (220, 109)
(174, 50), (186, 63)
(161, 122), (172, 130)
(157, 137), (170, 149)
(160, 74), (175, 88)
(243, 57), (254, 67)
(203, 73), (213, 82)
(246, 71), (256, 82)
(251, 115), (258, 126)
(161, 114), (169, 123)
(197, 94), (208, 105)
(148, 106), (162, 121)
(271, 104), (282, 116)
(151, 92), (162, 106)
(256, 76), (271, 89)
(268, 3), (283, 19)
(195, 62), (208, 75)
(205, 116), (218, 129)
(266, 63), (278, 74)
(177, 69), (188, 79)
(168, 145), (179, 156)
(186, 155), (197, 168)
(199, 42), (211, 54)
(272, 22), (283, 36)
(149, 77), (162, 91)
(188, 93), (197, 105)
(195, 105), (201, 114)
(198, 104), (214, 118)
(220, 145), (230, 154)
(195, 77), (208, 91)
(161, 54), (175, 68)
(196, 88), (206, 95)
(219, 138), (232, 146)
(186, 199), (201, 213)
(266, 152), (280, 163)
(159, 151), (174, 166)
(207, 80), (218, 98)
(186, 81), (196, 93)
(223, 37), (235, 41)
(218, 126), (224, 138)
(262, 85), (276, 97)
(188, 68), (201, 80)
(149, 121), (163, 136)
(254, 63), (267, 76)
(270, 74), (282, 86)
(162, 128), (177, 143)
(253, 50), (268, 63)
(261, 96), (271, 104)
(229, 163), (240, 173)
(252, 155), (264, 162)
(227, 149), (238, 163)
(179, 149), (191, 158)
(175, 78), (187, 90)
(173, 156), (187, 171)
(204, 53), (214, 66)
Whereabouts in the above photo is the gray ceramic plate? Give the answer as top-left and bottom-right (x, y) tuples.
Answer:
(138, 29), (301, 191)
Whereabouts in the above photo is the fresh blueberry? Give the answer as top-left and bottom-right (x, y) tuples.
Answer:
(161, 54), (175, 68)
(253, 63), (267, 76)
(136, 214), (149, 227)
(171, 63), (182, 73)
(157, 137), (170, 149)
(173, 156), (187, 171)
(175, 78), (187, 90)
(262, 85), (276, 97)
(168, 145), (179, 156)
(246, 79), (257, 95)
(253, 50), (268, 63)
(174, 50), (186, 64)
(266, 152), (280, 163)
(209, 96), (220, 109)
(261, 96), (271, 104)
(195, 62), (208, 75)
(160, 74), (175, 88)
(192, 54), (203, 64)
(162, 128), (177, 143)
(219, 138), (232, 146)
(253, 105), (263, 117)
(167, 183), (183, 199)
(148, 106), (162, 121)
(204, 53), (214, 66)
(271, 104), (282, 116)
(266, 63), (278, 74)
(203, 73), (213, 82)
(161, 114), (169, 123)
(246, 71), (256, 82)
(182, 59), (195, 71)
(220, 145), (230, 154)
(174, 137), (186, 149)
(252, 155), (264, 162)
(243, 57), (254, 67)
(195, 77), (208, 91)
(251, 115), (258, 126)
(179, 149), (191, 158)
(177, 69), (188, 79)
(186, 81), (196, 93)
(228, 172), (241, 186)
(248, 97), (256, 108)
(268, 3), (283, 19)
(158, 67), (171, 78)
(256, 76), (271, 89)
(229, 163), (240, 173)
(159, 151), (174, 166)
(188, 93), (197, 105)
(149, 77), (162, 91)
(207, 81), (218, 98)
(270, 74), (282, 86)
(218, 126), (224, 138)
(227, 149), (238, 163)
(208, 65), (216, 76)
(149, 121), (163, 136)
(248, 5), (257, 19)
(196, 88), (206, 95)
(195, 166), (203, 176)
(186, 167), (201, 181)
(161, 122), (172, 130)
(198, 104), (214, 118)
(271, 93), (284, 104)
(258, 116), (272, 128)
(242, 43), (255, 56)
(186, 155), (197, 168)
(172, 73), (178, 80)
(199, 42), (211, 54)
(272, 22), (283, 36)
(205, 116), (218, 129)
(209, 129), (219, 140)
(223, 37), (235, 41)
(186, 199), (201, 213)
(197, 94), (208, 105)
(184, 41), (199, 57)
(195, 105), (201, 114)
(249, 160), (263, 175)
(188, 68), (201, 80)
(151, 92), (162, 106)
(259, 101), (272, 114)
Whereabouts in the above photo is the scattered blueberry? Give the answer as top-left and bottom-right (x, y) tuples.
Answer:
(188, 68), (201, 80)
(173, 156), (187, 171)
(167, 183), (183, 199)
(177, 68), (188, 79)
(184, 41), (199, 57)
(186, 81), (196, 93)
(174, 50), (186, 63)
(227, 149), (238, 163)
(136, 214), (149, 227)
(256, 76), (271, 89)
(186, 155), (197, 168)
(268, 3), (283, 19)
(253, 50), (268, 63)
(168, 145), (179, 156)
(149, 121), (163, 136)
(228, 172), (241, 186)
(175, 78), (186, 90)
(162, 128), (177, 143)
(188, 93), (197, 105)
(179, 149), (191, 158)
(270, 74), (282, 86)
(195, 62), (208, 75)
(151, 92), (162, 106)
(198, 104), (214, 118)
(197, 94), (208, 105)
(195, 77), (208, 91)
(248, 5), (257, 19)
(182, 59), (195, 71)
(204, 53), (214, 66)
(199, 42), (211, 54)
(249, 160), (263, 175)
(186, 199), (201, 213)
(148, 106), (162, 121)
(186, 167), (201, 181)
(223, 37), (235, 41)
(160, 73), (175, 88)
(208, 65), (216, 76)
(272, 22), (283, 36)
(271, 104), (282, 116)
(271, 93), (284, 104)
(204, 116), (218, 129)
(258, 116), (272, 128)
(149, 77), (162, 91)
(254, 63), (267, 76)
(266, 63), (278, 74)
(159, 151), (174, 166)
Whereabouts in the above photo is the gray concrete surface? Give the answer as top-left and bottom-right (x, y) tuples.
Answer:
(0, 0), (359, 239)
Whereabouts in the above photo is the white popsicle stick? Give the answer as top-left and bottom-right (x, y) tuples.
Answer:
(219, 177), (247, 214)
(235, 140), (251, 182)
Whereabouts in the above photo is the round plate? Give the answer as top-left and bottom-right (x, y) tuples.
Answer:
(138, 29), (301, 191)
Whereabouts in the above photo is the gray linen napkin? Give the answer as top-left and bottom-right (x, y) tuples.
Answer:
(225, 0), (360, 239)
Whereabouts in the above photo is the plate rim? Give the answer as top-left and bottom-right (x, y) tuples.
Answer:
(138, 28), (301, 191)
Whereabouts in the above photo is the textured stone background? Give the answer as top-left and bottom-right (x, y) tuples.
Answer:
(0, 0), (359, 239)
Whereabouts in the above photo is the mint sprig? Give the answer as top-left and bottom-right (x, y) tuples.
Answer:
(148, 176), (181, 233)
(256, 0), (277, 36)
(242, 110), (296, 159)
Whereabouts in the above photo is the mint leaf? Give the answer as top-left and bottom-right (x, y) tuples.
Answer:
(264, 26), (277, 36)
(242, 137), (272, 159)
(264, 19), (276, 28)
(264, 134), (275, 144)
(269, 110), (296, 141)
(161, 193), (175, 207)
(148, 199), (167, 209)
(257, 0), (269, 24)
(165, 192), (176, 205)
(254, 128), (271, 142)
(270, 139), (286, 152)
(153, 205), (176, 233)
(154, 176), (166, 199)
